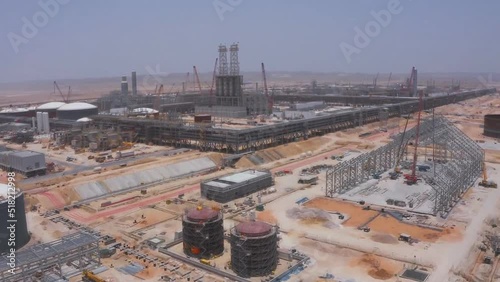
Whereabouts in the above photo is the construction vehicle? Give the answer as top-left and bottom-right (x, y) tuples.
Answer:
(417, 165), (431, 172)
(319, 273), (334, 279)
(389, 172), (399, 180)
(479, 162), (497, 188)
(372, 172), (382, 179)
(82, 269), (105, 282)
(200, 258), (211, 265)
(95, 156), (105, 163)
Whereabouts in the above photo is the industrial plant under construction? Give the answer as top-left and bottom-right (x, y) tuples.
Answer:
(0, 43), (499, 282)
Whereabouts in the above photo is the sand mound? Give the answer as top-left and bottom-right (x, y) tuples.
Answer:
(286, 207), (339, 229)
(235, 136), (330, 168)
(356, 254), (399, 280)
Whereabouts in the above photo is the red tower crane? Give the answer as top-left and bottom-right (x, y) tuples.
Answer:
(261, 63), (272, 113)
(209, 58), (218, 107)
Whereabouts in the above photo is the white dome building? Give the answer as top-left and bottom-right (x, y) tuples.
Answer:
(56, 102), (98, 120)
(36, 102), (66, 118)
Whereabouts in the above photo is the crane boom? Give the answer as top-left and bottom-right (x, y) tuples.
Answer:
(53, 81), (69, 103)
(209, 58), (218, 106)
(261, 63), (272, 113)
(193, 66), (202, 95)
(409, 70), (423, 184)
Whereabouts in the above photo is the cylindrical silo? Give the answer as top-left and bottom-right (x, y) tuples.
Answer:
(182, 206), (224, 259)
(36, 112), (43, 133)
(0, 184), (30, 253)
(484, 114), (500, 138)
(230, 221), (278, 278)
(42, 112), (50, 133)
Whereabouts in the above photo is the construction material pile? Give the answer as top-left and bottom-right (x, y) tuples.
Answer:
(286, 207), (340, 229)
(300, 164), (334, 175)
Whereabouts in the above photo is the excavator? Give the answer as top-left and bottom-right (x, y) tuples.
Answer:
(479, 162), (497, 188)
(82, 269), (105, 282)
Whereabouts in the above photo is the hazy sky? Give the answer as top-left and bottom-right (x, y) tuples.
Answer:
(1, 0), (499, 83)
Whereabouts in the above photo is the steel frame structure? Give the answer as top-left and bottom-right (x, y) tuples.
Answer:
(91, 89), (495, 154)
(325, 116), (484, 216)
(0, 231), (100, 282)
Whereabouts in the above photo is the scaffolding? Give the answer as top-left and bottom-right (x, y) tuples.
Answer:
(0, 231), (100, 282)
(325, 116), (484, 217)
(91, 89), (495, 153)
(230, 224), (279, 278)
(182, 210), (224, 259)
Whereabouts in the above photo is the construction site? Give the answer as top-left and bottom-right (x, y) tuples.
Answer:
(0, 43), (500, 282)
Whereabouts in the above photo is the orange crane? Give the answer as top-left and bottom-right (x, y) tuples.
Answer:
(193, 66), (202, 95)
(479, 162), (497, 188)
(209, 58), (218, 106)
(261, 63), (272, 113)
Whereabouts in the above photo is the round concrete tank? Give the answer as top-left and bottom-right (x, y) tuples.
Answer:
(230, 221), (278, 278)
(0, 184), (30, 253)
(56, 102), (98, 120)
(182, 206), (224, 259)
(484, 114), (500, 138)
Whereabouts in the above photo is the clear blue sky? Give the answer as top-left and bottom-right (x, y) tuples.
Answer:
(1, 0), (499, 83)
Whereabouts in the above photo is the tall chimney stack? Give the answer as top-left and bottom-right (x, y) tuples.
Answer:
(131, 71), (137, 95)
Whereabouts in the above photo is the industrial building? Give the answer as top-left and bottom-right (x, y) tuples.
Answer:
(0, 150), (46, 177)
(92, 89), (496, 153)
(0, 122), (31, 133)
(201, 170), (273, 203)
(230, 221), (279, 278)
(290, 101), (326, 111)
(484, 114), (500, 138)
(182, 206), (224, 259)
(56, 102), (98, 120)
(0, 107), (35, 118)
(194, 44), (269, 118)
(0, 184), (30, 253)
